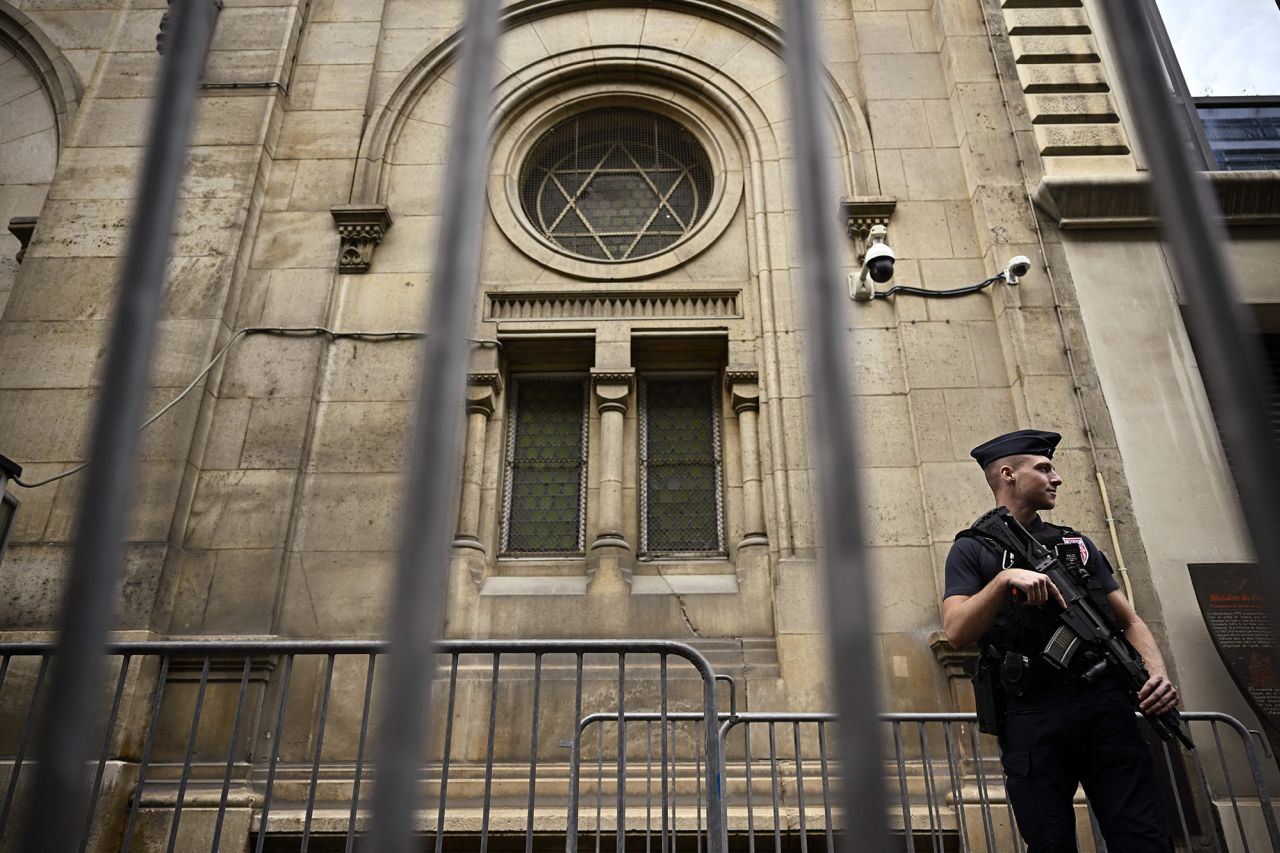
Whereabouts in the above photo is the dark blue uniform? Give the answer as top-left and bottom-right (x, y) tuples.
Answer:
(945, 517), (1171, 853)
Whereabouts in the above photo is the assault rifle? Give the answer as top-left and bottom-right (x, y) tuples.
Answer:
(971, 506), (1195, 750)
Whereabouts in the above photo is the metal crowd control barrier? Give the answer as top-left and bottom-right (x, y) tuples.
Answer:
(570, 710), (1280, 853)
(0, 640), (723, 853)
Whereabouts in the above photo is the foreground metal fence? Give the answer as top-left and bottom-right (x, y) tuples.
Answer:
(11, 0), (1280, 851)
(2, 642), (1277, 852)
(0, 640), (723, 853)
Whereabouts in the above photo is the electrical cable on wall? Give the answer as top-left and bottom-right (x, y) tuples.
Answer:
(10, 326), (501, 490)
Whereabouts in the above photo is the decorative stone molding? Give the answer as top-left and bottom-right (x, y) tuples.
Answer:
(725, 369), (761, 414)
(1033, 172), (1280, 229)
(486, 290), (740, 321)
(838, 198), (896, 260)
(331, 204), (393, 273)
(7, 217), (36, 264)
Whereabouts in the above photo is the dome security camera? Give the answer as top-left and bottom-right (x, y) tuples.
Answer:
(864, 242), (896, 284)
(1004, 255), (1032, 285)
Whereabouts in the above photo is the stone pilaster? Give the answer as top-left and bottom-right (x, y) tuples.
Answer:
(588, 369), (634, 590)
(727, 370), (767, 551)
(452, 373), (501, 577)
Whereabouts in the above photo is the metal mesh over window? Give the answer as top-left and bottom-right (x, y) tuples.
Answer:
(502, 377), (588, 554)
(519, 109), (715, 261)
(640, 375), (724, 555)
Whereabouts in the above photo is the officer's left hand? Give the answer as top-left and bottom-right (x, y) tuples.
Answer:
(1137, 673), (1179, 715)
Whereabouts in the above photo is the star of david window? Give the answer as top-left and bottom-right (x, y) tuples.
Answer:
(519, 109), (715, 262)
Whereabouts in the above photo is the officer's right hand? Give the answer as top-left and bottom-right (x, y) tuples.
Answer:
(1001, 569), (1067, 608)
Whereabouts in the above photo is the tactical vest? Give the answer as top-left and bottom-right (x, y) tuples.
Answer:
(954, 521), (1116, 668)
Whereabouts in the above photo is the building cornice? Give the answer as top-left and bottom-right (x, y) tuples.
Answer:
(1033, 172), (1280, 229)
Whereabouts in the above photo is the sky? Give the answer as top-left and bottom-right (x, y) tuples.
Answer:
(1152, 0), (1280, 96)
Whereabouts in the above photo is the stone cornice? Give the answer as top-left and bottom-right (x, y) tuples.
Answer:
(1033, 172), (1280, 229)
(487, 290), (740, 321)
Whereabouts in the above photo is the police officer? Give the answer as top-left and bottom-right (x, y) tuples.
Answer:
(942, 429), (1179, 853)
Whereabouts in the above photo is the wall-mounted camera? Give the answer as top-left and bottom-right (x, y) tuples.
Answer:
(1003, 255), (1032, 285)
(849, 224), (894, 300)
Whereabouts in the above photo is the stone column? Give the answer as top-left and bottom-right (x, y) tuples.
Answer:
(589, 370), (634, 589)
(452, 373), (500, 582)
(728, 370), (768, 549)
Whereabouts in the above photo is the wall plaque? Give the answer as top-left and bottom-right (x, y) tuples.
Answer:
(1188, 562), (1280, 770)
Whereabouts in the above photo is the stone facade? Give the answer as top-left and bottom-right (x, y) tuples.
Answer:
(0, 0), (1277, 846)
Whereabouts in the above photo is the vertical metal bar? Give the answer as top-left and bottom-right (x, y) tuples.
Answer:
(918, 725), (942, 853)
(165, 655), (211, 853)
(346, 653), (378, 853)
(646, 720), (654, 853)
(768, 723), (781, 853)
(892, 722), (915, 853)
(618, 654), (627, 853)
(568, 654), (586, 853)
(211, 657), (253, 853)
(699, 659), (726, 853)
(659, 656), (669, 853)
(367, 0), (502, 847)
(481, 655), (502, 853)
(80, 654), (132, 853)
(778, 0), (888, 848)
(792, 723), (808, 853)
(695, 724), (703, 853)
(816, 722), (833, 853)
(1185, 726), (1223, 853)
(525, 653), (544, 853)
(1159, 739), (1193, 849)
(121, 655), (171, 853)
(670, 717), (679, 853)
(940, 722), (970, 852)
(301, 654), (336, 853)
(435, 655), (461, 853)
(596, 722), (605, 853)
(254, 653), (295, 853)
(1097, 0), (1280, 613)
(967, 727), (997, 853)
(743, 724), (756, 853)
(0, 654), (49, 839)
(0, 655), (10, 696)
(22, 3), (221, 847)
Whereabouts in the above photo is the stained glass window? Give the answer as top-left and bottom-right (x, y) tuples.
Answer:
(519, 109), (715, 262)
(502, 377), (588, 554)
(639, 375), (724, 555)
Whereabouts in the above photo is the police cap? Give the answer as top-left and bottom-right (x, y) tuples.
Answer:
(970, 429), (1061, 469)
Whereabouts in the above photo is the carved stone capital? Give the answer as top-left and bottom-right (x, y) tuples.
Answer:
(725, 369), (760, 414)
(7, 217), (36, 264)
(331, 204), (393, 273)
(468, 371), (503, 394)
(929, 631), (979, 680)
(466, 389), (496, 418)
(839, 197), (896, 261)
(591, 369), (634, 414)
